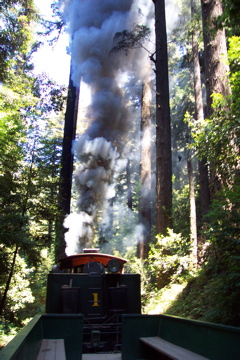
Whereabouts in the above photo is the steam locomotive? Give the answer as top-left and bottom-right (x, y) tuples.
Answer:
(1, 249), (240, 360)
(47, 248), (141, 353)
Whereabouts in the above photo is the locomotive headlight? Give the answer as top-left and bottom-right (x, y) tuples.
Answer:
(107, 258), (121, 273)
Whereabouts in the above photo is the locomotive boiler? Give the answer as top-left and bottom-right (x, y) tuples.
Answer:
(46, 248), (141, 353)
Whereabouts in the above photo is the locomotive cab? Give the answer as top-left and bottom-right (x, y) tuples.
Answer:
(46, 249), (141, 352)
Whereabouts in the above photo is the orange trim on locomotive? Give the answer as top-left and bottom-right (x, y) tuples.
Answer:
(58, 253), (127, 273)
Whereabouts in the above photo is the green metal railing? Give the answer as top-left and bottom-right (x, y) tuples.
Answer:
(1, 313), (240, 359)
(0, 314), (83, 360)
(121, 314), (240, 360)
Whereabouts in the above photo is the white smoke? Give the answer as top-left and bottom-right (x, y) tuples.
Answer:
(64, 212), (93, 254)
(165, 0), (180, 35)
(61, 0), (155, 254)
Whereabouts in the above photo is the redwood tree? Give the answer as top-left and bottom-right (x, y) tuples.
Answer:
(55, 67), (79, 260)
(138, 78), (152, 259)
(191, 0), (210, 217)
(153, 0), (172, 235)
(201, 0), (230, 197)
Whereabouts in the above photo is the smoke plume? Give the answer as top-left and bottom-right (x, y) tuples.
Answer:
(61, 0), (154, 254)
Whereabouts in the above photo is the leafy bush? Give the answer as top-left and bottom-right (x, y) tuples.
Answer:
(121, 230), (192, 311)
(115, 247), (153, 307)
(148, 229), (191, 289)
(166, 182), (240, 326)
(172, 184), (191, 240)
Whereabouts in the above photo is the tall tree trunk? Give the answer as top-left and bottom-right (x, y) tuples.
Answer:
(153, 0), (172, 235)
(201, 0), (230, 114)
(198, 159), (210, 216)
(138, 79), (152, 259)
(191, 0), (210, 216)
(201, 0), (230, 197)
(0, 245), (18, 315)
(55, 69), (79, 261)
(126, 159), (133, 210)
(187, 153), (198, 267)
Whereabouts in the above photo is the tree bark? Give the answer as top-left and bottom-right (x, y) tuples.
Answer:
(201, 0), (230, 197)
(198, 159), (210, 216)
(201, 0), (230, 117)
(138, 79), (152, 259)
(187, 155), (198, 267)
(55, 69), (79, 261)
(126, 159), (133, 210)
(0, 245), (18, 315)
(153, 0), (172, 235)
(191, 0), (210, 216)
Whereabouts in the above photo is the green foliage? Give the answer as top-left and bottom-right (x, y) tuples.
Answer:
(121, 230), (192, 312)
(162, 18), (240, 326)
(0, 108), (63, 333)
(166, 182), (240, 325)
(189, 100), (238, 183)
(0, 0), (37, 81)
(204, 182), (240, 267)
(118, 247), (153, 308)
(228, 36), (240, 117)
(217, 0), (240, 36)
(0, 249), (53, 347)
(144, 283), (186, 315)
(0, 324), (18, 350)
(0, 250), (35, 334)
(172, 184), (190, 239)
(27, 249), (54, 317)
(168, 0), (198, 197)
(188, 36), (240, 188)
(148, 230), (191, 289)
(166, 263), (240, 325)
(0, 5), (65, 329)
(4, 254), (34, 313)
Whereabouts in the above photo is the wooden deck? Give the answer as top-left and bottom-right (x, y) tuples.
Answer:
(37, 339), (66, 360)
(140, 337), (209, 360)
(82, 353), (121, 360)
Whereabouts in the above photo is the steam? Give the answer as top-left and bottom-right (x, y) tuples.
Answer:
(61, 0), (155, 255)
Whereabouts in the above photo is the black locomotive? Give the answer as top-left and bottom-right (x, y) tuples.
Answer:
(1, 249), (240, 360)
(46, 249), (141, 353)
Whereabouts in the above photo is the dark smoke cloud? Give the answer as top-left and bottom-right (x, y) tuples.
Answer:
(61, 0), (155, 254)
